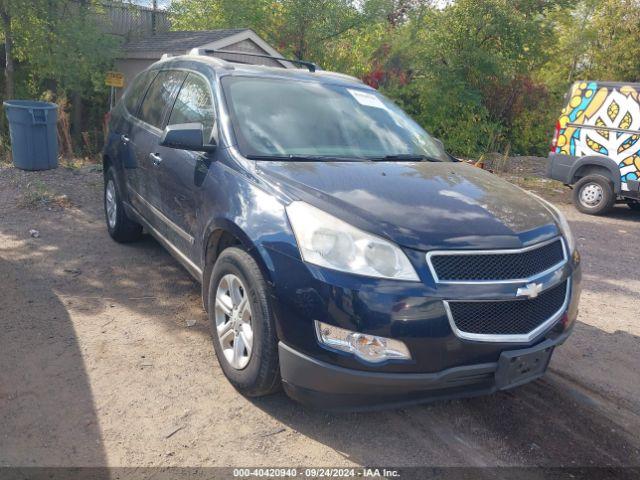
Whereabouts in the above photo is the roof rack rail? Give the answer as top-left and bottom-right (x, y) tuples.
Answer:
(193, 48), (319, 73)
(160, 53), (174, 60)
(186, 48), (232, 67)
(187, 48), (212, 56)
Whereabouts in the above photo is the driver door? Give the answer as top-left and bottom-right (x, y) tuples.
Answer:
(155, 72), (217, 259)
(132, 69), (187, 234)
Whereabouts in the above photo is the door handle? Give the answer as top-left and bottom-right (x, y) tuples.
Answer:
(150, 152), (162, 166)
(121, 134), (130, 144)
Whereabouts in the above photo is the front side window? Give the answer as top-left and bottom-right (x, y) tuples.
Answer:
(221, 76), (449, 161)
(138, 70), (187, 129)
(123, 71), (155, 115)
(168, 73), (216, 141)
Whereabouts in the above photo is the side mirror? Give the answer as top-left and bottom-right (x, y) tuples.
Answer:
(160, 123), (216, 152)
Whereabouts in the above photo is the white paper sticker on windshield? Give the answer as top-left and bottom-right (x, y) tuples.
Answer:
(347, 89), (386, 109)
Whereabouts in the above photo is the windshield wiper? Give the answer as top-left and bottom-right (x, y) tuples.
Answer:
(246, 153), (444, 162)
(371, 154), (443, 162)
(246, 154), (366, 162)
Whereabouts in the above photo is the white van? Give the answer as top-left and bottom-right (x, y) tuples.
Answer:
(547, 81), (640, 214)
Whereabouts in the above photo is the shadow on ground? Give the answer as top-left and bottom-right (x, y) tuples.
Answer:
(0, 257), (108, 470)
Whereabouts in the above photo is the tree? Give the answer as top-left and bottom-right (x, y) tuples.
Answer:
(541, 0), (640, 87)
(169, 0), (371, 61)
(12, 1), (118, 97)
(1, 6), (13, 100)
(0, 0), (31, 100)
(1, 0), (119, 150)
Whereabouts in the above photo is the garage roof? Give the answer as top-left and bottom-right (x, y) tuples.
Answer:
(122, 28), (250, 53)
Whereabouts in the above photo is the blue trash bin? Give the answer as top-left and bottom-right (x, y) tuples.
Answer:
(3, 100), (58, 171)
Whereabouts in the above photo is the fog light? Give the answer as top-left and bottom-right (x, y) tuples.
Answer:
(314, 320), (411, 363)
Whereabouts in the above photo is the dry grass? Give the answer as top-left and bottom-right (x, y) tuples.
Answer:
(59, 155), (102, 170)
(0, 138), (12, 166)
(497, 173), (570, 204)
(17, 178), (73, 209)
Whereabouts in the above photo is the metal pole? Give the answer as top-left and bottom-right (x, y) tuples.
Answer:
(152, 0), (157, 35)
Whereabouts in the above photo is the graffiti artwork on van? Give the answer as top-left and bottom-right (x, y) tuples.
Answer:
(556, 81), (640, 191)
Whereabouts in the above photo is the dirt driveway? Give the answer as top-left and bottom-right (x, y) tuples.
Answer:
(1, 164), (639, 468)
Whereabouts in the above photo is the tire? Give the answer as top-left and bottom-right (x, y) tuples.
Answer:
(572, 174), (615, 215)
(207, 247), (280, 397)
(104, 167), (143, 242)
(627, 201), (640, 211)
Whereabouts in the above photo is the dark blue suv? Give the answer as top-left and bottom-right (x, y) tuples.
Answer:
(103, 52), (581, 409)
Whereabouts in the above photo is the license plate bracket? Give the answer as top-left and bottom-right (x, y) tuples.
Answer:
(495, 340), (554, 390)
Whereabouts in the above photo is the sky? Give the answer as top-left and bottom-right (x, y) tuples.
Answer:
(125, 0), (172, 10)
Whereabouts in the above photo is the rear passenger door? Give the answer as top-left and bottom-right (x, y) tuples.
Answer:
(115, 70), (156, 199)
(155, 72), (217, 257)
(130, 70), (187, 229)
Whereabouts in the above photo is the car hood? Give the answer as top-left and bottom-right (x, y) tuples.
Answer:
(256, 160), (559, 251)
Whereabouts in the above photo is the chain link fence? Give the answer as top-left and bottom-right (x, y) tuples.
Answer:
(96, 1), (170, 39)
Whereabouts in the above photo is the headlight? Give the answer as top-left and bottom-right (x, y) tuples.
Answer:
(553, 206), (576, 253)
(529, 192), (576, 253)
(315, 321), (411, 363)
(286, 201), (419, 281)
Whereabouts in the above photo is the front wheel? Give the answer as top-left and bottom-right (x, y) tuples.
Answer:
(572, 174), (615, 215)
(207, 247), (280, 397)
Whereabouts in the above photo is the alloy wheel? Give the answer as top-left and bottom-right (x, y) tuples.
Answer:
(105, 179), (117, 229)
(214, 273), (254, 370)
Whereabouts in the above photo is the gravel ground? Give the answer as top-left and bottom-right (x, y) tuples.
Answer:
(0, 162), (639, 468)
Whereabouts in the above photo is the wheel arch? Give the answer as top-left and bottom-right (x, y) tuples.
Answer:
(201, 218), (275, 312)
(102, 154), (112, 175)
(569, 156), (621, 193)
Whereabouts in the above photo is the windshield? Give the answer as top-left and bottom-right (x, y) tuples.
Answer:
(221, 76), (451, 161)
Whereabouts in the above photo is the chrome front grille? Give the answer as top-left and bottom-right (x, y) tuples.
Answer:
(430, 237), (571, 342)
(427, 237), (566, 284)
(444, 280), (570, 342)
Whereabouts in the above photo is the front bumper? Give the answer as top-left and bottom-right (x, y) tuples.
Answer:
(279, 327), (573, 411)
(267, 243), (581, 375)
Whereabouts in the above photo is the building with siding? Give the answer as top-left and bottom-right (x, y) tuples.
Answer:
(115, 28), (291, 93)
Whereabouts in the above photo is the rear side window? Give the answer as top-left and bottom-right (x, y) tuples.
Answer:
(123, 71), (154, 115)
(138, 70), (187, 128)
(168, 73), (215, 140)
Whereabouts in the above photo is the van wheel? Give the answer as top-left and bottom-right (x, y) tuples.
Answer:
(207, 247), (280, 397)
(627, 201), (640, 212)
(104, 167), (143, 242)
(573, 175), (615, 215)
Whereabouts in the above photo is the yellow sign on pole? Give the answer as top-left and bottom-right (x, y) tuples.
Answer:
(105, 71), (124, 88)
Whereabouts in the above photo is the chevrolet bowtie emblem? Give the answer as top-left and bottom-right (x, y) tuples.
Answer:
(516, 282), (543, 299)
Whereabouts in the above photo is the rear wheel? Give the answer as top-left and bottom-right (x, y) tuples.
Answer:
(207, 247), (280, 397)
(572, 174), (615, 215)
(104, 167), (143, 242)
